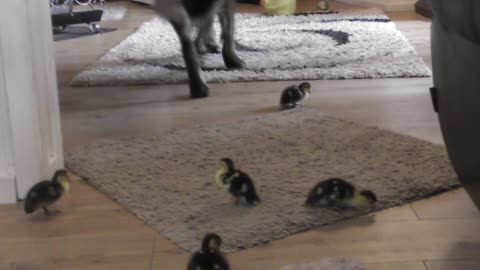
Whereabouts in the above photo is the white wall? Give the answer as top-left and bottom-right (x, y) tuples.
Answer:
(337, 0), (417, 11)
(0, 57), (17, 204)
(0, 0), (64, 203)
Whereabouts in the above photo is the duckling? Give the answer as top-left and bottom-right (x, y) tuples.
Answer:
(215, 158), (260, 205)
(280, 82), (311, 110)
(24, 169), (70, 216)
(187, 233), (230, 270)
(318, 1), (330, 11)
(305, 178), (376, 210)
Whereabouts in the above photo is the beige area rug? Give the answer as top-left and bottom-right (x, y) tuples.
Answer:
(66, 109), (459, 252)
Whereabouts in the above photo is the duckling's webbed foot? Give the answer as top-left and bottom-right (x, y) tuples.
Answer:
(51, 209), (62, 215)
(224, 195), (237, 205)
(43, 207), (62, 216)
(233, 197), (241, 205)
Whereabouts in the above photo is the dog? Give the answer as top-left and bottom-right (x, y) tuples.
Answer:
(154, 0), (245, 98)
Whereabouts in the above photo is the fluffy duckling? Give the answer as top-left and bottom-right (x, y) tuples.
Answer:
(215, 158), (260, 205)
(187, 233), (230, 270)
(280, 82), (311, 110)
(305, 178), (376, 210)
(24, 169), (70, 215)
(318, 1), (330, 11)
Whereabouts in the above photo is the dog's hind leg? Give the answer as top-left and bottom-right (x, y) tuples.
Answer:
(195, 17), (220, 55)
(219, 0), (245, 68)
(170, 15), (209, 98)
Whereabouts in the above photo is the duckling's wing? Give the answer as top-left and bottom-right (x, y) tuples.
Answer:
(280, 86), (296, 105)
(24, 191), (39, 214)
(305, 184), (317, 204)
(187, 252), (202, 270)
(24, 181), (51, 213)
(236, 171), (255, 189)
(228, 178), (243, 196)
(305, 183), (327, 206)
(237, 171), (261, 202)
(332, 179), (356, 200)
(215, 253), (230, 270)
(48, 186), (58, 197)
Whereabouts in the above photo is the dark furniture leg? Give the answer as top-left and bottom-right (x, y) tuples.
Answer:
(430, 0), (480, 209)
(415, 0), (432, 18)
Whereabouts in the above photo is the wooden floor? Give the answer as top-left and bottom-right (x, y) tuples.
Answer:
(1, 1), (479, 269)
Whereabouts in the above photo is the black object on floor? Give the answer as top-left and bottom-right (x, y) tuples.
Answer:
(431, 0), (480, 209)
(52, 10), (104, 34)
(236, 0), (260, 4)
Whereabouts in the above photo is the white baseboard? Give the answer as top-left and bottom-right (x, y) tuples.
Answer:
(0, 175), (17, 204)
(337, 0), (416, 11)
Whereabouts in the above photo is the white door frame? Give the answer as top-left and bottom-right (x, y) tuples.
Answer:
(0, 0), (64, 203)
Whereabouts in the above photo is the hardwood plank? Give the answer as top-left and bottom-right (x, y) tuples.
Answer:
(411, 189), (480, 220)
(229, 219), (480, 265)
(225, 259), (428, 270)
(151, 241), (428, 270)
(0, 180), (156, 270)
(0, 232), (154, 270)
(372, 205), (418, 222)
(367, 261), (427, 270)
(150, 213), (480, 269)
(426, 260), (480, 270)
(60, 77), (442, 152)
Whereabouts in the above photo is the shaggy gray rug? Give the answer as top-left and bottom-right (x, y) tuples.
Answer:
(66, 109), (458, 252)
(71, 9), (431, 87)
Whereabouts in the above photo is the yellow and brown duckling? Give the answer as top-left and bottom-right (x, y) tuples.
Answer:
(24, 169), (70, 216)
(317, 1), (330, 11)
(280, 82), (311, 110)
(187, 233), (230, 270)
(215, 158), (260, 205)
(305, 178), (376, 210)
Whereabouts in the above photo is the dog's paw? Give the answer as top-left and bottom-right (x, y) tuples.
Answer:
(205, 42), (220, 54)
(223, 52), (245, 69)
(189, 82), (210, 99)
